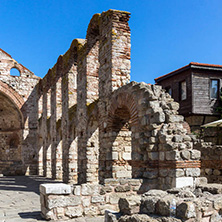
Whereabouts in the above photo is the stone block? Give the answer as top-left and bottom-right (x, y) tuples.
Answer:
(73, 185), (81, 195)
(112, 152), (118, 160)
(195, 177), (207, 186)
(84, 205), (98, 216)
(47, 196), (81, 209)
(156, 194), (176, 216)
(115, 185), (131, 192)
(82, 196), (91, 207)
(190, 150), (201, 160)
(116, 171), (131, 178)
(118, 196), (141, 215)
(110, 193), (126, 205)
(172, 135), (183, 143)
(40, 183), (71, 195)
(166, 150), (180, 161)
(104, 179), (120, 185)
(148, 152), (158, 160)
(176, 202), (196, 219)
(185, 168), (200, 177)
(122, 152), (131, 160)
(65, 206), (83, 218)
(181, 150), (190, 160)
(159, 169), (169, 177)
(214, 197), (222, 210)
(81, 183), (100, 196)
(173, 177), (194, 188)
(92, 195), (105, 203)
(143, 170), (158, 179)
(141, 196), (160, 214)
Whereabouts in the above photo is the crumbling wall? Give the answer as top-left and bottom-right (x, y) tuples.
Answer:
(195, 141), (222, 183)
(36, 9), (201, 189)
(0, 49), (40, 175)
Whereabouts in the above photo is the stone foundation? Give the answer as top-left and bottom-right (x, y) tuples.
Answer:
(40, 179), (144, 220)
(107, 182), (222, 222)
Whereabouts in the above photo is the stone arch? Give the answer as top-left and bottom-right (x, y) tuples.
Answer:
(0, 80), (24, 109)
(107, 92), (139, 131)
(0, 91), (24, 175)
(105, 91), (139, 179)
(86, 13), (100, 46)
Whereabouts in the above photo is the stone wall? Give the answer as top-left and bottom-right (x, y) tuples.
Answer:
(0, 48), (40, 175)
(40, 179), (149, 220)
(195, 141), (222, 183)
(107, 183), (222, 221)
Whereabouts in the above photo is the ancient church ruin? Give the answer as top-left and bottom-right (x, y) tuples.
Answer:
(1, 9), (222, 221)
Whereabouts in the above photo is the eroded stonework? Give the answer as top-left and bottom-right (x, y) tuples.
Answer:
(0, 9), (218, 220)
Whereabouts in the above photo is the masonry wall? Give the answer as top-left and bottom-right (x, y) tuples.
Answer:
(0, 49), (40, 175)
(194, 141), (222, 183)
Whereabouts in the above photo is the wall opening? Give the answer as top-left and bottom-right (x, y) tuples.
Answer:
(10, 68), (20, 76)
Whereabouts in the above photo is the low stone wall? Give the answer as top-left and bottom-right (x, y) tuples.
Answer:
(195, 141), (222, 183)
(107, 183), (222, 221)
(40, 179), (146, 220)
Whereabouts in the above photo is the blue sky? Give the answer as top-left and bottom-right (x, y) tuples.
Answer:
(1, 0), (222, 84)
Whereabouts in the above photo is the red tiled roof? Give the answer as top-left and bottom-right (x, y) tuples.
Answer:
(155, 62), (222, 82)
(0, 48), (12, 58)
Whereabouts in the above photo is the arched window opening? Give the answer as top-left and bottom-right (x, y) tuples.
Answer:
(10, 68), (20, 76)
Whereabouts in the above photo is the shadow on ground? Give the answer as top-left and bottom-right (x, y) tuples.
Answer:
(0, 175), (61, 194)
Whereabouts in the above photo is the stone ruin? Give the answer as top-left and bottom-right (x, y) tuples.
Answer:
(0, 9), (222, 221)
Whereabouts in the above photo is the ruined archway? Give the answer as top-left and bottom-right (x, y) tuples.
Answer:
(0, 92), (24, 175)
(106, 92), (139, 179)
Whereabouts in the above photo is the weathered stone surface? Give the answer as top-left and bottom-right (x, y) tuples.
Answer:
(119, 214), (159, 222)
(156, 194), (176, 216)
(143, 170), (158, 179)
(214, 197), (222, 210)
(195, 177), (207, 186)
(65, 206), (83, 218)
(47, 196), (81, 209)
(141, 196), (160, 214)
(143, 189), (168, 197)
(176, 202), (196, 219)
(40, 183), (71, 195)
(81, 183), (100, 196)
(115, 185), (131, 192)
(190, 150), (201, 160)
(198, 183), (222, 194)
(185, 168), (200, 177)
(181, 150), (190, 160)
(118, 196), (141, 215)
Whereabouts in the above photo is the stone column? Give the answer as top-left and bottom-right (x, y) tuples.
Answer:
(98, 10), (131, 182)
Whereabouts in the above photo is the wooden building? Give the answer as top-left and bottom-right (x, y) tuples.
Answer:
(155, 62), (222, 143)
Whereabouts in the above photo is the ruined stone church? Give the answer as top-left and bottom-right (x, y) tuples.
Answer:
(0, 9), (201, 189)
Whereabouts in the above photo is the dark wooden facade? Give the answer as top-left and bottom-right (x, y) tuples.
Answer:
(155, 62), (222, 117)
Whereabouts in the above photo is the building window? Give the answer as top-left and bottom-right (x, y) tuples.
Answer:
(180, 81), (187, 100)
(165, 87), (172, 96)
(210, 79), (219, 99)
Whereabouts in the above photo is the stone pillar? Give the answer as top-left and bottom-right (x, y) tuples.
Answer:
(38, 94), (44, 176)
(46, 89), (52, 178)
(98, 10), (131, 182)
(55, 78), (63, 180)
(99, 10), (131, 98)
